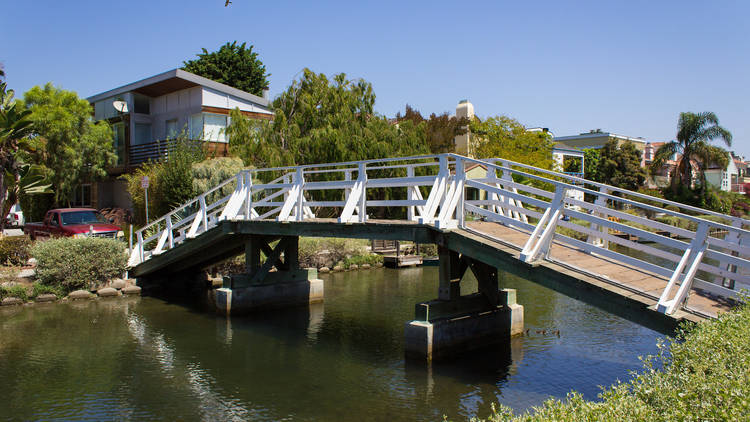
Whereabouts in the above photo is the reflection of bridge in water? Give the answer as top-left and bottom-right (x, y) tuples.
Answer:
(128, 154), (749, 359)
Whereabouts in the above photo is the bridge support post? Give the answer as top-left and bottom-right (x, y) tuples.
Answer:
(405, 247), (523, 360)
(215, 235), (323, 315)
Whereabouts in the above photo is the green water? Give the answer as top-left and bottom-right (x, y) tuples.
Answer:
(0, 267), (663, 421)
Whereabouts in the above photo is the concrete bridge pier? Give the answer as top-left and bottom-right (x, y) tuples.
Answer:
(215, 235), (323, 315)
(405, 246), (523, 360)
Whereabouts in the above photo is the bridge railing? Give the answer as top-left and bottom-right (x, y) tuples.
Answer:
(128, 153), (750, 316)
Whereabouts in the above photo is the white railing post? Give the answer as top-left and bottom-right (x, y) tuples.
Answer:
(244, 171), (256, 220)
(187, 194), (207, 238)
(587, 186), (609, 248)
(407, 166), (415, 221)
(419, 156), (449, 225)
(436, 157), (465, 229)
(520, 185), (566, 263)
(278, 171), (301, 221)
(357, 163), (367, 223)
(295, 168), (305, 221)
(657, 222), (710, 315)
(220, 172), (245, 220)
(500, 161), (527, 223)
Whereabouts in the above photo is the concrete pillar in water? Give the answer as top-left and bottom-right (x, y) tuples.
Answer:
(404, 247), (523, 360)
(215, 235), (323, 315)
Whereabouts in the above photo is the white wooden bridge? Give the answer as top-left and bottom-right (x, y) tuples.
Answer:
(128, 153), (750, 321)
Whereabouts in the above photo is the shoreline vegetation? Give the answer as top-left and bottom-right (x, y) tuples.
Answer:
(465, 297), (750, 422)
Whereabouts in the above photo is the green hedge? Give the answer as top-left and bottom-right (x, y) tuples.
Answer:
(31, 238), (126, 292)
(469, 299), (750, 421)
(0, 235), (32, 266)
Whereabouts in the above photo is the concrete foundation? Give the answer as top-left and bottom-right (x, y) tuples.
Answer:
(404, 288), (523, 360)
(215, 278), (324, 316)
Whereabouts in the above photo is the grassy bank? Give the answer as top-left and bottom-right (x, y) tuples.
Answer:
(467, 299), (750, 421)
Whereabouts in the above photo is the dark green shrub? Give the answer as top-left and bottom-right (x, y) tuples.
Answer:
(417, 243), (438, 257)
(0, 284), (29, 301)
(32, 237), (126, 292)
(30, 281), (63, 298)
(470, 298), (750, 421)
(0, 235), (33, 266)
(343, 254), (383, 268)
(18, 192), (54, 224)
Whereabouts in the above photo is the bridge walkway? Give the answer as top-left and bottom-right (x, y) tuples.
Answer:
(466, 221), (730, 319)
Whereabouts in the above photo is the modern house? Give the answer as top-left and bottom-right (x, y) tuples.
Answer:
(83, 69), (274, 210)
(553, 130), (648, 167)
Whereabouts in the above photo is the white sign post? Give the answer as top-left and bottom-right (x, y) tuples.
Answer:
(141, 176), (150, 223)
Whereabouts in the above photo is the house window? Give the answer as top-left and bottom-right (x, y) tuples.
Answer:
(134, 123), (152, 145)
(133, 94), (150, 114)
(113, 122), (126, 165)
(189, 113), (228, 142)
(71, 184), (92, 207)
(166, 119), (178, 139)
(203, 113), (228, 142)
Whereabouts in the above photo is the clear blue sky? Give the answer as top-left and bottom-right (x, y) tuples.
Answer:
(3, 1), (748, 156)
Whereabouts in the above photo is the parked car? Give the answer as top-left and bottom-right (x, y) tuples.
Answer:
(24, 208), (123, 240)
(4, 203), (24, 227)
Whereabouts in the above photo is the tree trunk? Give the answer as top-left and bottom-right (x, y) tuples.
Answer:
(0, 170), (6, 232)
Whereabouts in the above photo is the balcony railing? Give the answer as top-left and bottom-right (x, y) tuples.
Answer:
(129, 139), (179, 166)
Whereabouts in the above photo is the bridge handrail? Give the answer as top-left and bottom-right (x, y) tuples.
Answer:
(129, 153), (750, 317)
(478, 156), (749, 230)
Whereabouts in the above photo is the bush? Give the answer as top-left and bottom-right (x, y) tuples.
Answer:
(0, 235), (32, 266)
(417, 243), (438, 257)
(32, 237), (127, 292)
(30, 281), (63, 298)
(343, 254), (383, 268)
(0, 284), (29, 301)
(192, 156), (245, 204)
(469, 298), (750, 421)
(18, 192), (54, 224)
(299, 237), (369, 268)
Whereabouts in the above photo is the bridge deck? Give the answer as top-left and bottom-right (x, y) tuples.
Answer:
(465, 221), (731, 319)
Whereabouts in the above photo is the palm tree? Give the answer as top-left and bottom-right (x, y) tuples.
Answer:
(0, 82), (35, 229)
(650, 112), (732, 192)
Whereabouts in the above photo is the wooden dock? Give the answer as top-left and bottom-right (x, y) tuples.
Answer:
(383, 254), (423, 268)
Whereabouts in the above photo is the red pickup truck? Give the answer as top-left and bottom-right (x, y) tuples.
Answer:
(24, 208), (123, 240)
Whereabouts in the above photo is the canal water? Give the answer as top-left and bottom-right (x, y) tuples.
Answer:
(0, 267), (663, 421)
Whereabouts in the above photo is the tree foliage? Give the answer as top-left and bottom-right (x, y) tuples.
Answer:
(0, 81), (35, 228)
(24, 84), (116, 207)
(395, 104), (468, 154)
(470, 116), (554, 169)
(183, 41), (269, 96)
(123, 139), (204, 225)
(227, 68), (428, 169)
(596, 139), (646, 191)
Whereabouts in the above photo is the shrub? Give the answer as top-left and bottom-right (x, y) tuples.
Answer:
(343, 254), (383, 268)
(0, 235), (32, 266)
(192, 156), (245, 204)
(18, 192), (54, 224)
(469, 298), (750, 421)
(417, 243), (438, 257)
(30, 281), (64, 298)
(0, 284), (29, 301)
(32, 237), (127, 292)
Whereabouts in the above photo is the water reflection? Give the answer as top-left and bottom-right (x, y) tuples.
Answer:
(0, 267), (663, 421)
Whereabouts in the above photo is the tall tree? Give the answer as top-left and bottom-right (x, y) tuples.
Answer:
(395, 104), (468, 154)
(650, 112), (732, 192)
(227, 68), (428, 169)
(24, 84), (117, 206)
(0, 82), (35, 228)
(470, 116), (554, 169)
(598, 139), (646, 191)
(183, 41), (269, 96)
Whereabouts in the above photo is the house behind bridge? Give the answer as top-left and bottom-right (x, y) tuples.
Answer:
(82, 69), (274, 211)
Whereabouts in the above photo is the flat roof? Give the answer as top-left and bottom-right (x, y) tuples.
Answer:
(553, 132), (646, 144)
(86, 68), (270, 107)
